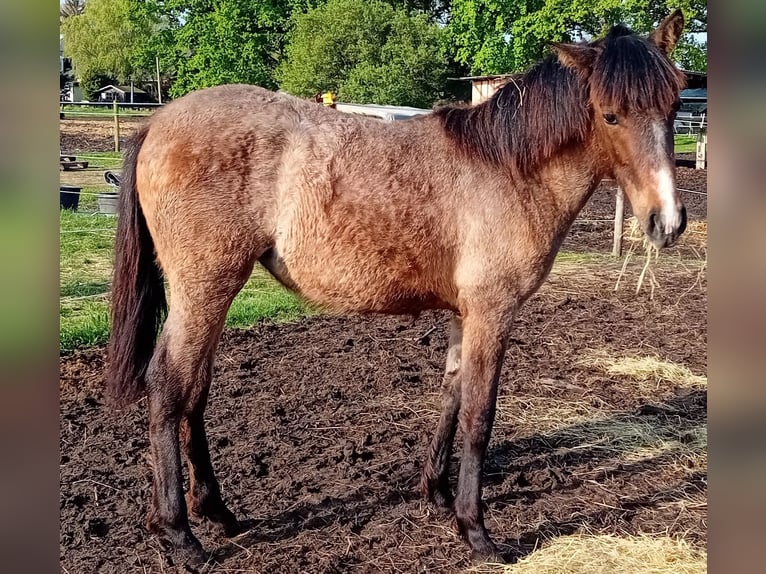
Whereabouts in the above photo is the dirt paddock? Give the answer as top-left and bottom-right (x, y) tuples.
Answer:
(60, 118), (707, 573)
(60, 262), (706, 573)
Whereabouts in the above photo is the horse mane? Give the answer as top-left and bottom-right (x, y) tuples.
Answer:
(591, 25), (686, 113)
(435, 24), (686, 174)
(435, 58), (589, 175)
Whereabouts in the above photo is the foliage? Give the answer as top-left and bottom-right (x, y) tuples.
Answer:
(60, 0), (87, 20)
(673, 34), (707, 72)
(386, 0), (452, 22)
(447, 0), (707, 75)
(139, 0), (305, 98)
(60, 0), (156, 85)
(279, 0), (449, 107)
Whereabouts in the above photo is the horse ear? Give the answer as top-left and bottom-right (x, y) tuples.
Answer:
(650, 9), (685, 55)
(551, 42), (597, 74)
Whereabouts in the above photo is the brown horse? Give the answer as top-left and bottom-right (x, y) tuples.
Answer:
(108, 11), (687, 565)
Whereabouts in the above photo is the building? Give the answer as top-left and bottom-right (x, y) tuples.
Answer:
(450, 74), (518, 105)
(95, 84), (154, 104)
(676, 70), (707, 133)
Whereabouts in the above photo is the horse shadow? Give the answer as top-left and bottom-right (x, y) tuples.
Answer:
(211, 389), (706, 565)
(209, 485), (420, 563)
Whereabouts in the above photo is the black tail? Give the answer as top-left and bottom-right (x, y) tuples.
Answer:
(107, 125), (167, 406)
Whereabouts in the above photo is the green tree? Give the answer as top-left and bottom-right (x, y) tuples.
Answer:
(60, 0), (155, 87)
(278, 0), (449, 107)
(60, 0), (87, 20)
(148, 0), (301, 98)
(448, 0), (707, 75)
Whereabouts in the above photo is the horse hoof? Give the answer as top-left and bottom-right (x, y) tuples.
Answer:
(420, 479), (454, 513)
(148, 517), (207, 567)
(212, 513), (242, 538)
(470, 548), (507, 565)
(176, 539), (207, 568)
(188, 496), (242, 538)
(430, 490), (455, 514)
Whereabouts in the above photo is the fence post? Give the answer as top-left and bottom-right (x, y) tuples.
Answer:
(113, 100), (120, 153)
(612, 187), (624, 257)
(696, 126), (707, 169)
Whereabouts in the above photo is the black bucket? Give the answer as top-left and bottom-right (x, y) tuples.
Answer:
(60, 186), (81, 211)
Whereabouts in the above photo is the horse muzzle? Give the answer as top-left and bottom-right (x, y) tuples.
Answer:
(644, 205), (687, 248)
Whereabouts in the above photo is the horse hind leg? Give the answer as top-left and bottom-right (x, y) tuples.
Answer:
(180, 352), (240, 537)
(420, 315), (463, 509)
(145, 270), (252, 563)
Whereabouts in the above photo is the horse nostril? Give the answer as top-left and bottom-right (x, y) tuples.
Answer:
(647, 212), (660, 237)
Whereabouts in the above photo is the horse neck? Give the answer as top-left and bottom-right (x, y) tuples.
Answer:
(508, 130), (603, 242)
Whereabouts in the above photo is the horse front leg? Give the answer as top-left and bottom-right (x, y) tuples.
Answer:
(454, 307), (512, 563)
(420, 314), (463, 509)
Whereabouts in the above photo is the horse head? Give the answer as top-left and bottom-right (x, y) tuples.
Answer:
(553, 10), (688, 248)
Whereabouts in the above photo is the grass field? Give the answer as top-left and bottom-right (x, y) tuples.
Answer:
(59, 210), (308, 351)
(60, 104), (156, 117)
(674, 134), (698, 154)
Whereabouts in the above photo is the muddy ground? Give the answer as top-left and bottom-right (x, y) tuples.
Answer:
(61, 264), (706, 573)
(60, 118), (707, 573)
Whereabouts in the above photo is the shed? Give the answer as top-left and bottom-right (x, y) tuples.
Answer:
(451, 74), (517, 105)
(96, 84), (154, 103)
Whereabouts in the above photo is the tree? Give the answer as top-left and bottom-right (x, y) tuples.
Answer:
(60, 0), (156, 89)
(146, 0), (301, 98)
(447, 0), (707, 75)
(60, 0), (87, 20)
(278, 0), (449, 107)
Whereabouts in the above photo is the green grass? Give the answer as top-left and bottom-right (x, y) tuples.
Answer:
(674, 134), (697, 154)
(61, 104), (156, 117)
(59, 211), (117, 350)
(59, 211), (310, 352)
(72, 151), (123, 164)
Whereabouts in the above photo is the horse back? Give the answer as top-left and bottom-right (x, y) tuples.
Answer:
(135, 85), (463, 313)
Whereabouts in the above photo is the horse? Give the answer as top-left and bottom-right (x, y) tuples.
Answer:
(107, 10), (687, 565)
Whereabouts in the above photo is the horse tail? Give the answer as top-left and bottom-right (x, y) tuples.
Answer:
(107, 125), (167, 406)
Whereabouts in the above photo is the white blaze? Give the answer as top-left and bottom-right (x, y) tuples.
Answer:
(653, 122), (681, 234)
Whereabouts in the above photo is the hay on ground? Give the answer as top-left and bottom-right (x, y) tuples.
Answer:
(471, 534), (706, 574)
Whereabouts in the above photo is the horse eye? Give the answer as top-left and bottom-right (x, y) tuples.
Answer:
(603, 113), (618, 125)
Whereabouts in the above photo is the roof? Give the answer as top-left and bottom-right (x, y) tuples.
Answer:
(96, 84), (148, 94)
(679, 69), (707, 77)
(448, 74), (517, 82)
(680, 88), (707, 100)
(334, 103), (431, 121)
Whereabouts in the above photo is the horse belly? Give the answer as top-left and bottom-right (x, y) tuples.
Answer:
(273, 234), (451, 314)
